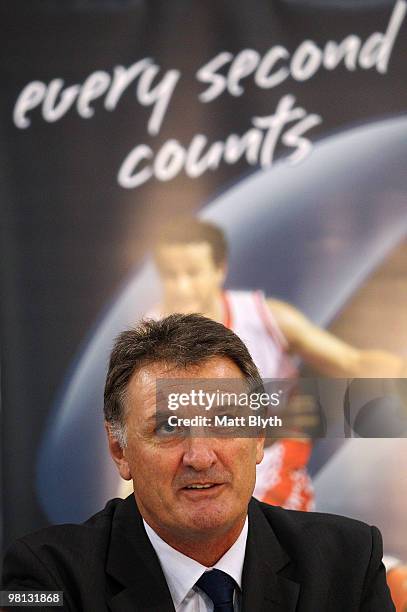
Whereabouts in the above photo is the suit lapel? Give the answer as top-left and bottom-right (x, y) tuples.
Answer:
(242, 500), (300, 612)
(105, 496), (299, 612)
(106, 496), (175, 612)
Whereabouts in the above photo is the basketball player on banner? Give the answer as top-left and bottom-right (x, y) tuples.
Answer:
(118, 218), (406, 512)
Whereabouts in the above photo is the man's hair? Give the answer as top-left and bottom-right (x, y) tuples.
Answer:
(154, 218), (228, 267)
(104, 313), (261, 446)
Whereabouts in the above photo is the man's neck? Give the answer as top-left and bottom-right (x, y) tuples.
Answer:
(143, 514), (246, 567)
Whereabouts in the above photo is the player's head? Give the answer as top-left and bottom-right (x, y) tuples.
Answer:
(153, 218), (228, 314)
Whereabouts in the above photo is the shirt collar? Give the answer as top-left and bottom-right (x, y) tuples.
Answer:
(143, 517), (248, 609)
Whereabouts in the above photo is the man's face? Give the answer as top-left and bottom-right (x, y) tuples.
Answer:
(155, 242), (226, 314)
(110, 357), (264, 543)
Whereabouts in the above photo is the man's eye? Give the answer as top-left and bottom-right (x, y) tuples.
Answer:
(155, 421), (183, 436)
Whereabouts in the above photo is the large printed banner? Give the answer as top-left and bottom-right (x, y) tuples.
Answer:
(1, 0), (407, 560)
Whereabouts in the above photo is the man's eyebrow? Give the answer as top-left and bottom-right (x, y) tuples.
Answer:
(146, 410), (172, 423)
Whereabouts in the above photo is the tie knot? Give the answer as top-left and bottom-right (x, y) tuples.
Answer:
(196, 569), (236, 611)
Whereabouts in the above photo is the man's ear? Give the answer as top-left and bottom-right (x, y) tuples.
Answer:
(255, 434), (265, 465)
(105, 421), (132, 480)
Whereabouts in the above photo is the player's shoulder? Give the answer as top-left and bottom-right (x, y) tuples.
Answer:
(265, 297), (301, 319)
(226, 289), (255, 299)
(225, 289), (264, 307)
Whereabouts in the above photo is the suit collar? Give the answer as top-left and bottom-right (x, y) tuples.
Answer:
(105, 496), (300, 612)
(242, 499), (300, 611)
(106, 495), (175, 612)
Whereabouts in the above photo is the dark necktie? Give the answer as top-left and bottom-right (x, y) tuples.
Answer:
(196, 568), (236, 611)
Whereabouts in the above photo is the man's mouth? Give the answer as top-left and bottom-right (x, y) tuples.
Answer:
(184, 483), (216, 490)
(180, 482), (226, 495)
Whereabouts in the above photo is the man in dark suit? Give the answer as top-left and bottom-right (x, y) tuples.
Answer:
(2, 314), (395, 611)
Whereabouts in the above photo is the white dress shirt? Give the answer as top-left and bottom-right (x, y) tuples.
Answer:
(143, 518), (248, 611)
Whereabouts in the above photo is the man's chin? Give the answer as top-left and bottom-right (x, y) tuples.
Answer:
(178, 504), (237, 534)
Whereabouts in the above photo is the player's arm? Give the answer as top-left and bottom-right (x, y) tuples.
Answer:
(267, 298), (406, 377)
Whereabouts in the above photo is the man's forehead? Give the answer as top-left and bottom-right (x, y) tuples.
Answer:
(126, 357), (245, 414)
(129, 357), (245, 386)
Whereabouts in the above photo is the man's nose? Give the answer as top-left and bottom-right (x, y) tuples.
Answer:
(182, 437), (217, 471)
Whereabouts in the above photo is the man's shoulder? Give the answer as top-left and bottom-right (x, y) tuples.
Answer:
(257, 497), (372, 532)
(249, 501), (393, 610)
(2, 498), (133, 608)
(4, 498), (123, 561)
(254, 498), (375, 552)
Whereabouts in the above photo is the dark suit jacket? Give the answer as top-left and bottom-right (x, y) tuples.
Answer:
(2, 496), (394, 611)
